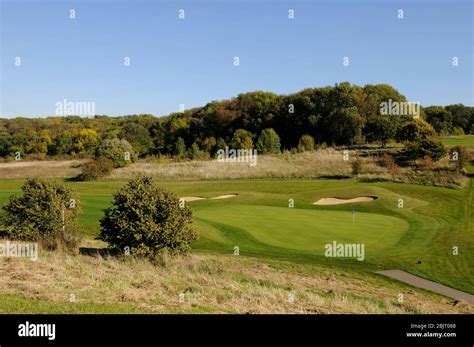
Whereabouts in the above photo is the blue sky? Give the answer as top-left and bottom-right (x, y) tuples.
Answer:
(0, 0), (472, 118)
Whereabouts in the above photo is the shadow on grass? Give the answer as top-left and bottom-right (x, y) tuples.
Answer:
(79, 247), (114, 257)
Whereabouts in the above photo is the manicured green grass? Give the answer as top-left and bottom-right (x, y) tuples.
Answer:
(440, 134), (474, 149)
(0, 178), (472, 294)
(195, 204), (408, 254)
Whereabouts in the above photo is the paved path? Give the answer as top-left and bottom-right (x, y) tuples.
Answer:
(376, 270), (474, 305)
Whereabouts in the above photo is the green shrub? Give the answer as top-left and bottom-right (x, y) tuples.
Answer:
(99, 176), (197, 258)
(256, 128), (281, 154)
(231, 129), (254, 150)
(397, 118), (436, 142)
(297, 134), (315, 152)
(403, 137), (447, 162)
(95, 138), (137, 168)
(188, 142), (209, 160)
(1, 178), (81, 250)
(174, 137), (187, 158)
(77, 157), (114, 181)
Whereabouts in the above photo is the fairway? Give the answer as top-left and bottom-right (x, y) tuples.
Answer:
(440, 134), (474, 149)
(194, 204), (408, 255)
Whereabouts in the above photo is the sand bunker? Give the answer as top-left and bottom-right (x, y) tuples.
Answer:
(313, 196), (376, 205)
(180, 196), (206, 202)
(180, 194), (237, 202)
(210, 194), (238, 200)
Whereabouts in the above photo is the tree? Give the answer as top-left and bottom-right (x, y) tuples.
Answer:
(174, 137), (186, 158)
(95, 138), (137, 168)
(188, 142), (206, 160)
(256, 128), (281, 154)
(364, 115), (397, 147)
(424, 106), (452, 134)
(235, 91), (280, 134)
(297, 134), (315, 152)
(119, 122), (154, 156)
(446, 104), (474, 134)
(1, 178), (81, 250)
(215, 137), (227, 156)
(397, 118), (435, 142)
(323, 106), (364, 145)
(200, 136), (216, 154)
(51, 130), (75, 155)
(73, 129), (98, 155)
(0, 134), (12, 157)
(99, 176), (196, 257)
(231, 129), (254, 149)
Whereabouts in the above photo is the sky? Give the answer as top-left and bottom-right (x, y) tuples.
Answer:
(0, 0), (472, 118)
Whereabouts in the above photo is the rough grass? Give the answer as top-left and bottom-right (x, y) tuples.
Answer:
(0, 160), (83, 179)
(0, 149), (466, 188)
(110, 149), (352, 180)
(0, 251), (471, 314)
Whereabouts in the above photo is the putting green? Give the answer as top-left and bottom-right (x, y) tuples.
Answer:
(195, 204), (409, 255)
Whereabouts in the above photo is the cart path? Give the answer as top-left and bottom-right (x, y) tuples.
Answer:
(376, 270), (474, 304)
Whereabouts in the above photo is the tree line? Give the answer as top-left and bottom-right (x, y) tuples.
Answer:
(1, 82), (472, 160)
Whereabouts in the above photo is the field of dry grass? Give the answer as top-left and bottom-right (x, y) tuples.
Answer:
(0, 250), (471, 314)
(111, 149), (352, 180)
(0, 148), (467, 187)
(0, 160), (84, 179)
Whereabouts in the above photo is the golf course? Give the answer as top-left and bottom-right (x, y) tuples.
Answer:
(0, 174), (472, 297)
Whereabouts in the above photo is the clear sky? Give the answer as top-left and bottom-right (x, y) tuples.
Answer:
(0, 0), (472, 118)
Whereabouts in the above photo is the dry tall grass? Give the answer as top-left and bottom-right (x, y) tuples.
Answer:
(110, 149), (352, 180)
(0, 160), (84, 179)
(0, 251), (471, 314)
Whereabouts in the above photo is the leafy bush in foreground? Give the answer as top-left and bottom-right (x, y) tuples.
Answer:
(1, 178), (81, 250)
(99, 176), (196, 258)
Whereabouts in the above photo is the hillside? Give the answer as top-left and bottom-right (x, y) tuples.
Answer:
(1, 251), (471, 314)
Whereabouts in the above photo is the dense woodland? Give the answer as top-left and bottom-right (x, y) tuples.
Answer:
(1, 82), (473, 160)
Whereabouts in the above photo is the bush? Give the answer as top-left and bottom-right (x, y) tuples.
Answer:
(378, 153), (400, 175)
(256, 128), (281, 154)
(1, 178), (81, 251)
(95, 138), (137, 168)
(403, 137), (447, 162)
(297, 134), (315, 152)
(76, 157), (114, 181)
(99, 176), (197, 258)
